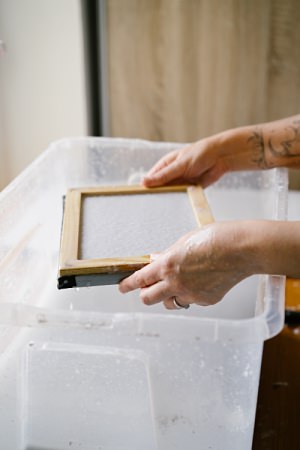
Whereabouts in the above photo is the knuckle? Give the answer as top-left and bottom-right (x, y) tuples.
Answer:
(135, 273), (147, 287)
(161, 255), (176, 276)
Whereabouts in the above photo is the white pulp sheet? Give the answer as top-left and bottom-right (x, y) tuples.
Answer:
(80, 192), (198, 259)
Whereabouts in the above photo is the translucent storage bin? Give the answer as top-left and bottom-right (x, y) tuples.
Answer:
(0, 138), (287, 450)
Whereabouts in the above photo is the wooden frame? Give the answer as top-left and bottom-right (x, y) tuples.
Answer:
(57, 185), (214, 289)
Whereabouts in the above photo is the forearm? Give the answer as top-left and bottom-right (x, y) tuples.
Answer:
(216, 115), (300, 172)
(238, 220), (300, 278)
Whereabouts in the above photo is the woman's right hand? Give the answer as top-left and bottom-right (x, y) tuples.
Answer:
(143, 115), (300, 188)
(142, 127), (257, 188)
(143, 135), (229, 188)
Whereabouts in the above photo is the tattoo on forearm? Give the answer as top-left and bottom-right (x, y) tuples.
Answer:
(248, 117), (300, 169)
(269, 119), (300, 159)
(248, 128), (268, 169)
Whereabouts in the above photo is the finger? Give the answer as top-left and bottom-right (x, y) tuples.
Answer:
(150, 253), (160, 262)
(119, 262), (161, 293)
(163, 297), (191, 310)
(140, 281), (172, 306)
(145, 151), (178, 179)
(143, 159), (186, 187)
(143, 148), (186, 187)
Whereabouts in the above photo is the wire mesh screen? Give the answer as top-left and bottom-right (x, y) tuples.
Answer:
(79, 192), (198, 259)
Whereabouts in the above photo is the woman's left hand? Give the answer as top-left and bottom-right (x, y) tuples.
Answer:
(119, 222), (255, 310)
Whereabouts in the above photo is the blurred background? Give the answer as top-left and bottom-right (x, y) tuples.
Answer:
(0, 0), (300, 190)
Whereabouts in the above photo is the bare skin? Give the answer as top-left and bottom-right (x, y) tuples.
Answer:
(119, 115), (300, 310)
(142, 115), (300, 188)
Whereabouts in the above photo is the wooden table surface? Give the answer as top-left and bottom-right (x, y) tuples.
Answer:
(253, 279), (300, 449)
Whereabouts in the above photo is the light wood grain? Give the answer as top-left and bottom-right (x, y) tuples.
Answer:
(188, 185), (214, 227)
(106, 0), (300, 143)
(59, 255), (151, 277)
(59, 190), (82, 267)
(72, 184), (189, 196)
(58, 184), (213, 278)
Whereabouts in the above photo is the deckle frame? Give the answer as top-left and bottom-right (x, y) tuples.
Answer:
(58, 185), (214, 288)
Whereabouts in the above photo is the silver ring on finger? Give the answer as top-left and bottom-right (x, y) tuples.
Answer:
(172, 296), (190, 310)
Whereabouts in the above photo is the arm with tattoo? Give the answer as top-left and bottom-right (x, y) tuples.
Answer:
(119, 116), (300, 310)
(244, 116), (300, 170)
(143, 115), (300, 188)
(265, 116), (300, 168)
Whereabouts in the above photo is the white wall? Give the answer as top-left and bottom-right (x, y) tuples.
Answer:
(0, 0), (89, 189)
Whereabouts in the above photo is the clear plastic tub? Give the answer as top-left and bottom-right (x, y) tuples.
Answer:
(0, 138), (288, 450)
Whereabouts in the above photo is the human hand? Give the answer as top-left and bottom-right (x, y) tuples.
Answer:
(143, 136), (227, 189)
(143, 116), (300, 189)
(119, 222), (256, 310)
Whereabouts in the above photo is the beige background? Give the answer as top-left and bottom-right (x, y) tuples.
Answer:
(1, 1), (300, 189)
(0, 0), (88, 190)
(106, 0), (300, 186)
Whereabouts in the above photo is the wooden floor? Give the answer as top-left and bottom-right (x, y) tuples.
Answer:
(253, 280), (300, 449)
(253, 326), (300, 449)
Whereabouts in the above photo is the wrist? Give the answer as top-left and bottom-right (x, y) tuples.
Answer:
(207, 221), (267, 280)
(209, 126), (262, 172)
(225, 221), (266, 277)
(235, 220), (300, 278)
(264, 116), (300, 169)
